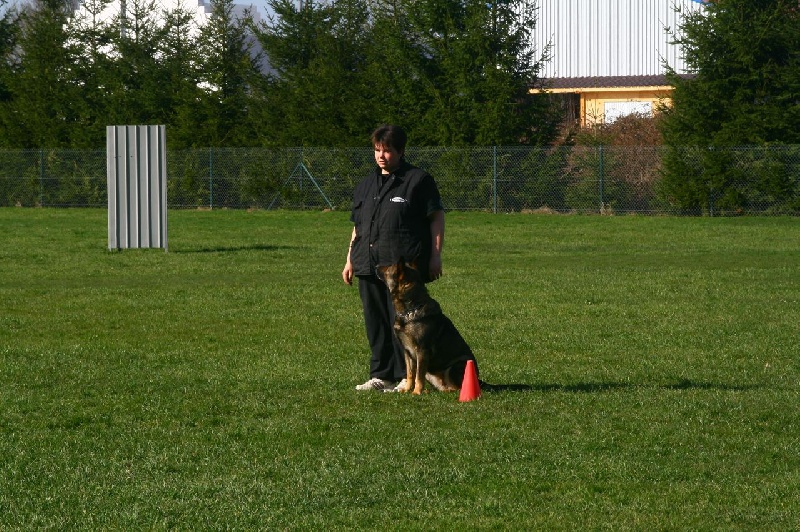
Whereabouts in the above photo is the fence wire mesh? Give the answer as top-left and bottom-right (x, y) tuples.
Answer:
(1, 146), (798, 215)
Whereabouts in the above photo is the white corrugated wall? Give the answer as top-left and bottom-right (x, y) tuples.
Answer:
(107, 125), (168, 251)
(533, 0), (706, 78)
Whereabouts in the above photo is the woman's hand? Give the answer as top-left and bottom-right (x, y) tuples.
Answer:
(342, 261), (354, 285)
(429, 253), (442, 281)
(343, 227), (356, 285)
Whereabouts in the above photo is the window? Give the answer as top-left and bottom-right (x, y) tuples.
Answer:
(604, 101), (652, 123)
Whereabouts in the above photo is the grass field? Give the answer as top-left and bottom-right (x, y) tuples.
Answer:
(1, 208), (798, 529)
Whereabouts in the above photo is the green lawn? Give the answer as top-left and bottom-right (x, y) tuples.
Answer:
(1, 208), (798, 529)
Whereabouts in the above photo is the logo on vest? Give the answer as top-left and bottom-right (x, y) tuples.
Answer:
(390, 197), (407, 203)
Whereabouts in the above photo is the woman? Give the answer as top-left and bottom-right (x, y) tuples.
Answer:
(342, 125), (445, 391)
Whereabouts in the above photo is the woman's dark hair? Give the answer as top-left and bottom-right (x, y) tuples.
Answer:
(370, 125), (407, 153)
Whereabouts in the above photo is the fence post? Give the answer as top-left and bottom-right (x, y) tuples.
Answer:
(493, 146), (498, 214)
(598, 145), (605, 213)
(709, 187), (715, 217)
(299, 147), (304, 210)
(209, 148), (214, 210)
(707, 146), (715, 217)
(39, 149), (44, 207)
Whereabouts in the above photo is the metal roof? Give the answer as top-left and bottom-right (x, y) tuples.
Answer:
(544, 74), (694, 90)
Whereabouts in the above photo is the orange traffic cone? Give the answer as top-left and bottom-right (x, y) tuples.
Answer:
(459, 360), (481, 402)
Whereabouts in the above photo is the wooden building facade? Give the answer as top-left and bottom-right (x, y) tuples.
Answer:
(532, 0), (709, 125)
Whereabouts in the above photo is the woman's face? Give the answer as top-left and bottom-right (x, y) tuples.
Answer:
(374, 143), (402, 174)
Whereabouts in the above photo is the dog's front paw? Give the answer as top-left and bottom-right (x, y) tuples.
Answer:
(392, 378), (411, 393)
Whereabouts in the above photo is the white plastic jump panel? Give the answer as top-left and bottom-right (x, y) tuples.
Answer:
(107, 125), (168, 251)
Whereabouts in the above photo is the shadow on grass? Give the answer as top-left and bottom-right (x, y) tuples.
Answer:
(172, 244), (296, 254)
(481, 383), (534, 393)
(482, 379), (761, 394)
(661, 378), (761, 392)
(503, 382), (629, 393)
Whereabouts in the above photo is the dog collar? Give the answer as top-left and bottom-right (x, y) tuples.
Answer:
(397, 304), (426, 323)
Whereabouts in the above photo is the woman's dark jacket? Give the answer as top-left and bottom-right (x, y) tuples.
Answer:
(350, 160), (443, 282)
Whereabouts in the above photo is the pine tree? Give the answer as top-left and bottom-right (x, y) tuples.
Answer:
(0, 0), (83, 148)
(192, 0), (263, 147)
(67, 0), (116, 147)
(106, 0), (175, 125)
(157, 4), (207, 148)
(375, 0), (554, 145)
(255, 0), (372, 146)
(660, 0), (800, 213)
(0, 1), (17, 107)
(257, 0), (557, 146)
(662, 0), (800, 146)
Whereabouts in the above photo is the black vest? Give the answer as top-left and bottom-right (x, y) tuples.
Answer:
(350, 160), (442, 281)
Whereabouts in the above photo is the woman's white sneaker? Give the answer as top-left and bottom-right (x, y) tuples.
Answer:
(355, 377), (394, 391)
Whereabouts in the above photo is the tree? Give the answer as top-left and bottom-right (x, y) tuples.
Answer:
(0, 0), (18, 106)
(66, 0), (117, 147)
(104, 0), (181, 127)
(662, 0), (800, 146)
(190, 0), (263, 147)
(378, 0), (555, 146)
(0, 0), (84, 148)
(257, 0), (558, 146)
(660, 0), (800, 212)
(255, 0), (372, 146)
(159, 3), (214, 148)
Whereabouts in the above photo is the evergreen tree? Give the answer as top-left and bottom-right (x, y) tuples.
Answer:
(257, 0), (556, 146)
(255, 0), (372, 146)
(67, 0), (116, 147)
(0, 0), (83, 148)
(660, 0), (800, 212)
(68, 0), (207, 147)
(379, 0), (553, 145)
(155, 4), (206, 148)
(192, 0), (263, 146)
(662, 0), (800, 146)
(105, 0), (174, 125)
(0, 1), (17, 106)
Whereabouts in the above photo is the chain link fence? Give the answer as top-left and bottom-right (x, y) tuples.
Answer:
(1, 146), (798, 215)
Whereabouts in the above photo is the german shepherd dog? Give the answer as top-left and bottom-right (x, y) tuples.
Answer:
(379, 260), (479, 395)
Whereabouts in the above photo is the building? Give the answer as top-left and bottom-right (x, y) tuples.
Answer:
(533, 0), (710, 125)
(71, 0), (262, 38)
(70, 0), (267, 74)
